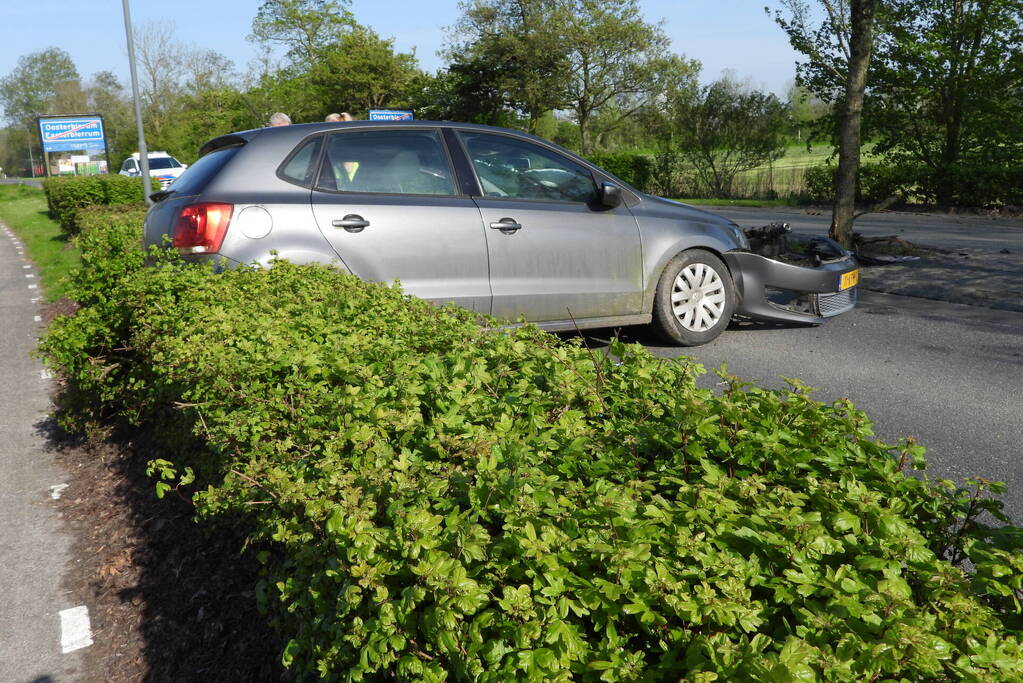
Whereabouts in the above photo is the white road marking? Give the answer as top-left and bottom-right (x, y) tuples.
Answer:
(50, 484), (68, 500)
(31, 296), (43, 303)
(27, 284), (37, 289)
(26, 273), (35, 278)
(23, 264), (30, 269)
(59, 606), (93, 653)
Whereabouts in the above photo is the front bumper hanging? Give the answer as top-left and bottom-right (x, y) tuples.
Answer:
(724, 225), (860, 325)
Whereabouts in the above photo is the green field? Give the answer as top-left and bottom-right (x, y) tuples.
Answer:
(0, 184), (78, 300)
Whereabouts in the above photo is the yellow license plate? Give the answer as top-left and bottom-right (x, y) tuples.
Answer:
(840, 269), (860, 290)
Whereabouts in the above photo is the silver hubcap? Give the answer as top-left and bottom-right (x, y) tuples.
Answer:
(671, 263), (727, 331)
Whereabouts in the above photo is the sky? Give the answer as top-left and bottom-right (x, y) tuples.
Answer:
(0, 1), (802, 103)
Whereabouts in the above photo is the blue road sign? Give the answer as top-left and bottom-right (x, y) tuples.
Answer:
(368, 109), (414, 121)
(38, 116), (106, 152)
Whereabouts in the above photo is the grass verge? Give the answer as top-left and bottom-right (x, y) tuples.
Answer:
(0, 183), (78, 300)
(675, 197), (801, 208)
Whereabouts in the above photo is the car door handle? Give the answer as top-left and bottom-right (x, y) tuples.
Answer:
(489, 218), (522, 233)
(332, 215), (370, 232)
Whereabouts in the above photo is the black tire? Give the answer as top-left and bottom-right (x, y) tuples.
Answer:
(651, 250), (737, 346)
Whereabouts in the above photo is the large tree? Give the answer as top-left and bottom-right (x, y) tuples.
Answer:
(0, 48), (81, 176)
(316, 26), (426, 114)
(561, 0), (682, 154)
(869, 0), (1023, 205)
(0, 48), (80, 127)
(447, 0), (573, 131)
(772, 0), (883, 248)
(448, 0), (685, 151)
(250, 0), (354, 66)
(665, 76), (789, 198)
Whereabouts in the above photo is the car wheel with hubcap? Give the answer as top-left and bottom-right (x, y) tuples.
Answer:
(652, 250), (736, 346)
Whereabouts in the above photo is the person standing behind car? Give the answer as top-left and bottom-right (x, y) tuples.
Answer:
(325, 112), (354, 122)
(268, 112), (292, 126)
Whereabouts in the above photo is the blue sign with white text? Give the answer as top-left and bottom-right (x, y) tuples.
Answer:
(38, 116), (106, 152)
(368, 109), (414, 121)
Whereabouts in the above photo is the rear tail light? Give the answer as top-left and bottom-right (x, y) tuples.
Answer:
(172, 203), (233, 254)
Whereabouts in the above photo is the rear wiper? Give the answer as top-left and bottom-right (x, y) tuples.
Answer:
(149, 189), (175, 202)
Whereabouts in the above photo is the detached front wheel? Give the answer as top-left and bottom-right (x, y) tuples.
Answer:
(652, 250), (736, 346)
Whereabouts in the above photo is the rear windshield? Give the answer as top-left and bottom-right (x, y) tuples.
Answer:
(148, 157), (182, 170)
(167, 145), (241, 195)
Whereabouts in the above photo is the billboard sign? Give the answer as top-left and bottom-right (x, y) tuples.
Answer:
(38, 115), (107, 153)
(368, 109), (414, 121)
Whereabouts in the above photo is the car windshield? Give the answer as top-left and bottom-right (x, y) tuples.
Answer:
(148, 157), (181, 170)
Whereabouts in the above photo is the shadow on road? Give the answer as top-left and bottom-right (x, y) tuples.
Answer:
(558, 317), (815, 351)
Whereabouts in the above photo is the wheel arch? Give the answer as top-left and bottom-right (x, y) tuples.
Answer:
(643, 241), (737, 316)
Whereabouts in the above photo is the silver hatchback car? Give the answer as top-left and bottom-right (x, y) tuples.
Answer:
(144, 121), (859, 345)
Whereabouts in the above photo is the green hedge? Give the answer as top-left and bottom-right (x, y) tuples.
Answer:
(40, 219), (1023, 681)
(918, 163), (1023, 207)
(803, 161), (1023, 207)
(41, 174), (144, 235)
(587, 151), (655, 194)
(803, 162), (916, 205)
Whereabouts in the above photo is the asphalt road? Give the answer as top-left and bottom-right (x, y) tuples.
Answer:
(709, 204), (1023, 251)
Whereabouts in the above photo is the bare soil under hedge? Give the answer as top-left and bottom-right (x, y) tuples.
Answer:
(45, 301), (288, 682)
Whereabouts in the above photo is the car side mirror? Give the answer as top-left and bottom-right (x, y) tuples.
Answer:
(599, 182), (623, 208)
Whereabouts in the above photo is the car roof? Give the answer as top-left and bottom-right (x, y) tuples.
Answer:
(198, 121), (569, 158)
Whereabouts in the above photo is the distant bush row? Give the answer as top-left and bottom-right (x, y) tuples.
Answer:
(41, 174), (145, 235)
(804, 162), (1023, 207)
(37, 210), (1023, 680)
(587, 150), (1023, 207)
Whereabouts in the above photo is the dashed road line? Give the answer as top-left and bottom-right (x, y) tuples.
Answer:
(50, 484), (68, 500)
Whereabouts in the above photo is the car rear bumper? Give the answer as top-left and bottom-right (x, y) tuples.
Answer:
(724, 250), (860, 324)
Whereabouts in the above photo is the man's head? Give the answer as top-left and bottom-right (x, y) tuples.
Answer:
(325, 113), (342, 122)
(269, 112), (292, 127)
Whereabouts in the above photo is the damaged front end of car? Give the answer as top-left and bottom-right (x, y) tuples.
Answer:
(724, 222), (860, 324)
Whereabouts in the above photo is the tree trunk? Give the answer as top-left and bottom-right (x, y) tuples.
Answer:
(579, 107), (592, 155)
(830, 0), (879, 248)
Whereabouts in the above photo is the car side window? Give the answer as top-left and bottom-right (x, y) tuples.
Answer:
(280, 137), (323, 187)
(458, 132), (597, 203)
(313, 129), (455, 196)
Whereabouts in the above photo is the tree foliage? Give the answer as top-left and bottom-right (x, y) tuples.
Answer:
(868, 0), (1023, 205)
(249, 0), (355, 65)
(447, 0), (574, 130)
(0, 47), (80, 128)
(561, 0), (683, 153)
(316, 26), (426, 114)
(449, 0), (690, 152)
(664, 76), (789, 198)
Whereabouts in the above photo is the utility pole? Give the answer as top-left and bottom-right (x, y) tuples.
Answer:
(122, 0), (152, 204)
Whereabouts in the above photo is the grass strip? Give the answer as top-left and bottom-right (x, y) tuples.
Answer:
(0, 183), (79, 301)
(674, 197), (801, 207)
